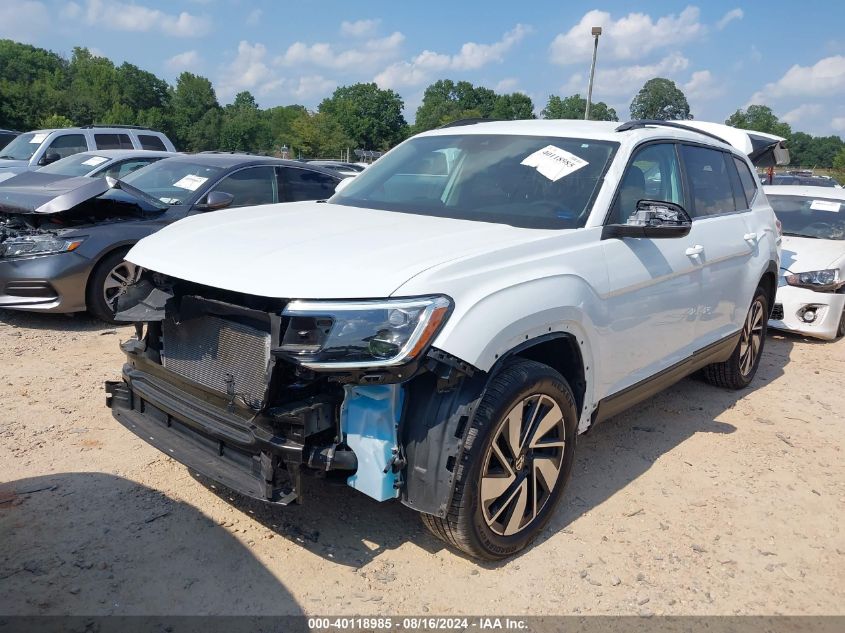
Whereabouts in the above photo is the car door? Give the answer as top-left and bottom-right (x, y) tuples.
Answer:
(598, 142), (705, 396)
(279, 166), (340, 202)
(204, 166), (279, 208)
(678, 144), (756, 345)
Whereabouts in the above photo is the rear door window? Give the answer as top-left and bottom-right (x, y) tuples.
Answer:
(210, 166), (278, 207)
(138, 134), (167, 151)
(44, 134), (88, 160)
(95, 133), (133, 150)
(733, 157), (758, 207)
(280, 167), (339, 202)
(679, 145), (737, 216)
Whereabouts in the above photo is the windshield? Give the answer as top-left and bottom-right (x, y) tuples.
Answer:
(39, 153), (111, 177)
(0, 132), (44, 161)
(329, 134), (618, 229)
(121, 159), (224, 205)
(769, 194), (845, 240)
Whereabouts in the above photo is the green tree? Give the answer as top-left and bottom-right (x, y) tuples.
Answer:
(100, 102), (135, 125)
(171, 72), (221, 151)
(115, 62), (170, 113)
(38, 114), (74, 129)
(290, 110), (353, 158)
(541, 94), (618, 121)
(630, 78), (692, 121)
(414, 79), (500, 132)
(491, 93), (535, 120)
(0, 39), (69, 130)
(264, 104), (308, 153)
(66, 47), (121, 124)
(219, 90), (270, 152)
(318, 83), (406, 150)
(832, 147), (845, 171)
(725, 105), (791, 138)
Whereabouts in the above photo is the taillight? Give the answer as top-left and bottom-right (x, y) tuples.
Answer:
(775, 218), (783, 236)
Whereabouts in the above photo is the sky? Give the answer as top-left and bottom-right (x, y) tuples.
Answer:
(2, 1), (844, 135)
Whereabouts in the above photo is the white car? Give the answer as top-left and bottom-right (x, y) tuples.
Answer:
(764, 185), (845, 339)
(105, 119), (782, 559)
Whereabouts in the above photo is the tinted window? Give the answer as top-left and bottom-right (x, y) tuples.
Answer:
(282, 167), (339, 202)
(724, 154), (747, 210)
(733, 157), (758, 206)
(211, 166), (278, 207)
(139, 134), (167, 151)
(95, 133), (133, 150)
(45, 134), (88, 160)
(611, 143), (684, 223)
(680, 145), (736, 216)
(0, 132), (16, 149)
(100, 157), (160, 179)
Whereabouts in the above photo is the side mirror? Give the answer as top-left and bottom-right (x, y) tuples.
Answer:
(602, 199), (692, 240)
(196, 191), (234, 211)
(334, 176), (354, 193)
(39, 153), (61, 166)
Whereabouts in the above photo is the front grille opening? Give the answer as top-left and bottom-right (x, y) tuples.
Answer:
(771, 303), (784, 320)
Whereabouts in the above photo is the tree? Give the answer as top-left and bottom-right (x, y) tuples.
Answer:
(171, 72), (221, 151)
(491, 93), (535, 120)
(38, 114), (74, 129)
(219, 90), (270, 152)
(264, 104), (308, 152)
(832, 147), (845, 171)
(541, 94), (618, 121)
(630, 78), (691, 121)
(725, 105), (791, 138)
(65, 47), (120, 124)
(290, 110), (353, 158)
(0, 40), (69, 130)
(318, 83), (406, 150)
(413, 79), (507, 132)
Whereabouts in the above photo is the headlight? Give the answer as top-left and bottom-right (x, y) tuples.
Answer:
(0, 235), (85, 259)
(785, 269), (843, 292)
(279, 296), (452, 369)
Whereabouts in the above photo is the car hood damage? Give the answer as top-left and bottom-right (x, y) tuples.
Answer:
(780, 235), (845, 274)
(126, 201), (559, 299)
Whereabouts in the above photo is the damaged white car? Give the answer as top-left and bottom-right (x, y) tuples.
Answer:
(105, 119), (783, 559)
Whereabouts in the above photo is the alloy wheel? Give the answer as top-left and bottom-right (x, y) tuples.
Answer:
(739, 298), (765, 376)
(480, 394), (566, 536)
(102, 260), (141, 310)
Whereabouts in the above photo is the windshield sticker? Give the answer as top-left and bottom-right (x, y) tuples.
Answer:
(30, 133), (48, 144)
(82, 156), (109, 167)
(521, 145), (589, 181)
(173, 175), (208, 191)
(810, 199), (841, 212)
(158, 197), (181, 204)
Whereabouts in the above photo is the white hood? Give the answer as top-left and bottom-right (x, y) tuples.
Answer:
(780, 235), (845, 274)
(127, 201), (555, 299)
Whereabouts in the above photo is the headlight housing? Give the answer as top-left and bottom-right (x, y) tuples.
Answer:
(0, 235), (85, 259)
(785, 268), (843, 292)
(279, 296), (452, 369)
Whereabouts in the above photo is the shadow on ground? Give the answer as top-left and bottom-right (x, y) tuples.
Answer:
(0, 473), (303, 616)
(0, 308), (127, 333)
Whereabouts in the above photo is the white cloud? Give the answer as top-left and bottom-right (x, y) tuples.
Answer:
(781, 103), (824, 125)
(549, 7), (704, 65)
(340, 19), (380, 38)
(374, 24), (531, 89)
(495, 78), (520, 93)
(0, 1), (50, 42)
(832, 117), (845, 132)
(751, 56), (845, 102)
(683, 70), (724, 100)
(562, 52), (690, 97)
(246, 9), (262, 27)
(217, 41), (276, 98)
(716, 8), (743, 30)
(166, 50), (201, 74)
(76, 0), (211, 37)
(291, 75), (337, 99)
(277, 32), (405, 72)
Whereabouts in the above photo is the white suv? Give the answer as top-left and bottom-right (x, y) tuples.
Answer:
(105, 119), (782, 559)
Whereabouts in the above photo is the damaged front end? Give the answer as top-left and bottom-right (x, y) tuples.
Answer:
(105, 274), (483, 513)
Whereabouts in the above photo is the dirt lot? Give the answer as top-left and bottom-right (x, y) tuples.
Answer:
(1, 309), (843, 617)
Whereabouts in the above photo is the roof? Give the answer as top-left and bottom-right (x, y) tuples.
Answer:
(763, 185), (845, 200)
(160, 153), (342, 176)
(72, 149), (178, 160)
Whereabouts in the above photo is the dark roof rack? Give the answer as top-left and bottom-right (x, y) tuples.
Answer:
(437, 118), (501, 129)
(615, 120), (728, 145)
(80, 124), (151, 130)
(199, 150), (259, 156)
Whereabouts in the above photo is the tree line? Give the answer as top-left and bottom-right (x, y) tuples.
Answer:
(1, 39), (842, 168)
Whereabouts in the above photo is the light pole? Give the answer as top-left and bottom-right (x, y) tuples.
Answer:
(585, 26), (602, 121)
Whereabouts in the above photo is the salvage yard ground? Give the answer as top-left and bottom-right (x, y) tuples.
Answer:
(0, 310), (843, 616)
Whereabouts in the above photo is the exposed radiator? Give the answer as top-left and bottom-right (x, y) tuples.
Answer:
(161, 314), (271, 409)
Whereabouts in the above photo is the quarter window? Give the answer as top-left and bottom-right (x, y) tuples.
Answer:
(281, 168), (339, 202)
(211, 167), (278, 207)
(611, 143), (684, 223)
(724, 154), (748, 210)
(95, 133), (133, 150)
(680, 145), (736, 217)
(733, 156), (759, 206)
(138, 134), (167, 151)
(44, 134), (87, 160)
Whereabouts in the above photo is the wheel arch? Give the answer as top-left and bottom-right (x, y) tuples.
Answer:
(760, 262), (778, 316)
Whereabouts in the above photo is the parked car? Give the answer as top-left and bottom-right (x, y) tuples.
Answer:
(0, 149), (177, 186)
(305, 160), (366, 177)
(764, 184), (845, 339)
(105, 119), (782, 560)
(0, 125), (176, 178)
(0, 154), (343, 322)
(0, 129), (19, 150)
(771, 174), (839, 188)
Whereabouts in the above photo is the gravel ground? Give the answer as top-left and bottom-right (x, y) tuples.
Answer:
(1, 309), (843, 616)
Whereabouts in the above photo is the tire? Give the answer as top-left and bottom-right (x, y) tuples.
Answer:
(702, 287), (768, 389)
(420, 358), (578, 560)
(86, 248), (140, 324)
(837, 309), (845, 339)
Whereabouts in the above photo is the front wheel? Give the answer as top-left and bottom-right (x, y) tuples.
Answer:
(703, 287), (768, 389)
(86, 248), (141, 324)
(420, 358), (578, 560)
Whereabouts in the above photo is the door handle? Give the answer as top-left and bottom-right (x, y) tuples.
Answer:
(743, 232), (759, 243)
(685, 245), (704, 257)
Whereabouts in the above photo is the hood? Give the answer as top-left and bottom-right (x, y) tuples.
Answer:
(780, 235), (845, 274)
(0, 160), (29, 176)
(127, 201), (559, 299)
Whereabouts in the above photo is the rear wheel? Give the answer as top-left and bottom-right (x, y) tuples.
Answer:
(837, 309), (845, 339)
(420, 358), (578, 560)
(703, 287), (768, 389)
(86, 248), (141, 324)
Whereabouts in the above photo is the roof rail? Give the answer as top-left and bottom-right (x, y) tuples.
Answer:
(437, 118), (501, 129)
(615, 120), (728, 145)
(80, 124), (151, 130)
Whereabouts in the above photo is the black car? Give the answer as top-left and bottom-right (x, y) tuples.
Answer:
(0, 129), (19, 150)
(0, 154), (342, 321)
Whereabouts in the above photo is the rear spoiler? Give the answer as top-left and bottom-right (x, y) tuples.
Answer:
(617, 120), (790, 167)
